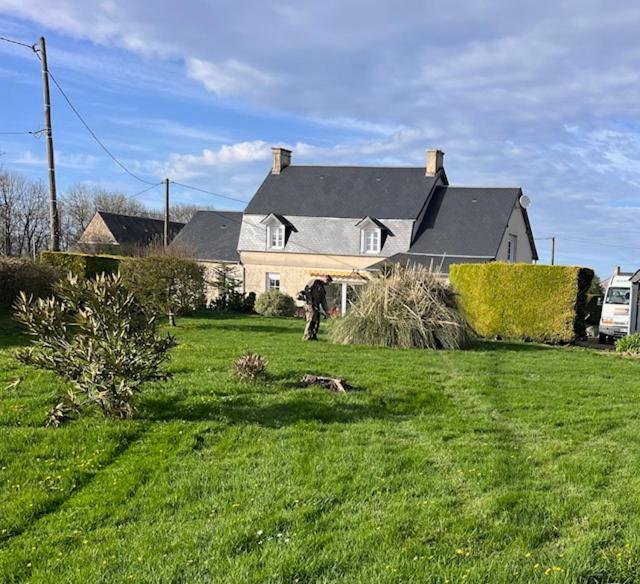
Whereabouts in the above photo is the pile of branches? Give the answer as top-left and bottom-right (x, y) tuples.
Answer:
(331, 265), (472, 350)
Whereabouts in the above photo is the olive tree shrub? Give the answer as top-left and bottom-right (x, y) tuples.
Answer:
(14, 273), (177, 426)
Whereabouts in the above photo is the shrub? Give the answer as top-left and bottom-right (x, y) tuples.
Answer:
(255, 290), (296, 317)
(14, 273), (177, 425)
(331, 266), (472, 349)
(120, 256), (205, 325)
(0, 257), (58, 306)
(233, 351), (268, 382)
(208, 265), (255, 313)
(449, 263), (594, 343)
(40, 251), (121, 278)
(616, 333), (640, 355)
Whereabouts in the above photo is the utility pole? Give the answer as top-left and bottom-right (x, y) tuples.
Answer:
(39, 36), (60, 251)
(164, 178), (170, 248)
(551, 236), (556, 266)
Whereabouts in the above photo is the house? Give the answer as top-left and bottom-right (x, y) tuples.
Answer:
(235, 147), (537, 314)
(169, 210), (243, 301)
(77, 211), (185, 254)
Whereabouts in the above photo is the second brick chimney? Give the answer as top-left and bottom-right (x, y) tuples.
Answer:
(426, 149), (445, 177)
(272, 147), (292, 175)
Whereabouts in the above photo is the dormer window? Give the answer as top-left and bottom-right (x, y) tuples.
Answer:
(260, 213), (296, 251)
(363, 228), (381, 254)
(268, 224), (285, 249)
(356, 217), (390, 255)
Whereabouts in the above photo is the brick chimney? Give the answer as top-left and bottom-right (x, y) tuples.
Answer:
(272, 147), (292, 175)
(426, 149), (445, 176)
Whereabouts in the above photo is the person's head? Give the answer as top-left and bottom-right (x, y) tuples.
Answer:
(323, 275), (333, 285)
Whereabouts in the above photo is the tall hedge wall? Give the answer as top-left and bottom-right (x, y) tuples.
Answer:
(40, 251), (123, 278)
(449, 263), (594, 343)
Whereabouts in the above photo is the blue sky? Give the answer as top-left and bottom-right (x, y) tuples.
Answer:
(1, 1), (640, 277)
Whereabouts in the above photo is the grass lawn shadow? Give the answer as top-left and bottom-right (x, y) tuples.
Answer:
(141, 391), (399, 427)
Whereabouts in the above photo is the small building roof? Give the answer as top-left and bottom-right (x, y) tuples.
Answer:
(95, 211), (184, 246)
(245, 166), (443, 219)
(169, 210), (243, 262)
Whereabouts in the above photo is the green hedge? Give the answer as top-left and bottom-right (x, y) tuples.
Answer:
(40, 251), (123, 278)
(0, 258), (58, 306)
(449, 262), (594, 343)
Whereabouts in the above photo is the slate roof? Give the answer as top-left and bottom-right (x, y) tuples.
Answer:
(245, 166), (442, 219)
(368, 253), (492, 274)
(409, 186), (538, 259)
(170, 210), (242, 262)
(97, 211), (184, 246)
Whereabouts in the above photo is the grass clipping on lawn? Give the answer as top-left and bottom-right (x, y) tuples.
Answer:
(331, 266), (472, 350)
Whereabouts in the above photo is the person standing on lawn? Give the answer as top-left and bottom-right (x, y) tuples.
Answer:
(301, 275), (333, 340)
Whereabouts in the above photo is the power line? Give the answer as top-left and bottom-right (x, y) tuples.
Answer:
(124, 182), (163, 201)
(0, 129), (45, 136)
(170, 181), (248, 205)
(0, 36), (36, 50)
(41, 63), (159, 186)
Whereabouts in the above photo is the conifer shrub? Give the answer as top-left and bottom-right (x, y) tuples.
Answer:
(449, 262), (594, 343)
(331, 266), (472, 349)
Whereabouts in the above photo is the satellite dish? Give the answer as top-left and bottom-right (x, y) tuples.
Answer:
(519, 194), (531, 209)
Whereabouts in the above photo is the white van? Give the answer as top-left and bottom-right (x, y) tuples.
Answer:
(599, 267), (640, 343)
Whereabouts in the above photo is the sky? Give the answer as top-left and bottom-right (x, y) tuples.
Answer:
(1, 0), (640, 277)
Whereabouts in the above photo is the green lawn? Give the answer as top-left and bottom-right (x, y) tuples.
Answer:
(2, 311), (640, 583)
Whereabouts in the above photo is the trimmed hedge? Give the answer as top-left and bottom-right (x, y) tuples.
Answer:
(449, 262), (594, 343)
(40, 251), (122, 278)
(0, 258), (58, 306)
(255, 291), (296, 317)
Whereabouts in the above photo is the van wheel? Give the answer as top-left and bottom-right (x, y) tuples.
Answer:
(598, 333), (607, 344)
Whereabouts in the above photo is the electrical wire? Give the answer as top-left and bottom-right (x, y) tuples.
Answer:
(0, 36), (36, 50)
(43, 65), (159, 186)
(170, 181), (249, 205)
(124, 182), (163, 201)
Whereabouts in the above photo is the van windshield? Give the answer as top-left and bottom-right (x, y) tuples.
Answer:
(605, 287), (630, 305)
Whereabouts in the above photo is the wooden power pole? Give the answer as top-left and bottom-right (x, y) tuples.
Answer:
(39, 36), (60, 251)
(164, 178), (170, 248)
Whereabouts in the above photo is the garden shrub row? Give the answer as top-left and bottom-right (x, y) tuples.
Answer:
(39, 251), (206, 324)
(0, 258), (58, 306)
(449, 262), (594, 343)
(40, 251), (122, 279)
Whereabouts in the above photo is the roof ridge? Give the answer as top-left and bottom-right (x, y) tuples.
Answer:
(284, 164), (425, 170)
(97, 210), (185, 224)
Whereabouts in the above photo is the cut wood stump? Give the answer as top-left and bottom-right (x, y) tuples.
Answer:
(301, 374), (350, 393)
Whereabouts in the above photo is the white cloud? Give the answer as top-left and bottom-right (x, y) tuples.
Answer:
(185, 57), (273, 97)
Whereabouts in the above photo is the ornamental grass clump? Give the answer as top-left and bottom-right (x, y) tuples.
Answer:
(615, 333), (640, 355)
(331, 266), (472, 350)
(14, 273), (177, 426)
(233, 351), (268, 382)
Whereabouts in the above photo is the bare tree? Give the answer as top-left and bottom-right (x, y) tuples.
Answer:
(60, 184), (148, 248)
(169, 203), (201, 224)
(0, 169), (48, 258)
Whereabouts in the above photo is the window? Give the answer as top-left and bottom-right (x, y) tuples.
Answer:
(266, 272), (280, 291)
(362, 228), (381, 254)
(268, 224), (285, 249)
(605, 287), (630, 305)
(507, 234), (518, 262)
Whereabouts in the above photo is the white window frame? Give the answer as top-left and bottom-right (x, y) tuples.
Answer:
(266, 272), (281, 291)
(267, 224), (285, 250)
(361, 227), (381, 254)
(507, 234), (518, 263)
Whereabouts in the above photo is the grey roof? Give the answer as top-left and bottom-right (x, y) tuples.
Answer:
(245, 166), (443, 219)
(368, 253), (492, 274)
(170, 210), (242, 262)
(98, 211), (184, 246)
(409, 186), (538, 259)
